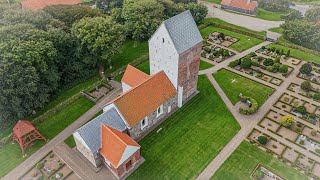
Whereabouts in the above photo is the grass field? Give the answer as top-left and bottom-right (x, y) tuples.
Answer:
(128, 75), (240, 179)
(207, 0), (221, 3)
(269, 27), (284, 34)
(266, 44), (320, 63)
(105, 40), (149, 73)
(212, 141), (308, 180)
(200, 60), (214, 70)
(213, 69), (273, 106)
(0, 97), (94, 178)
(200, 18), (267, 36)
(200, 26), (263, 52)
(256, 8), (288, 21)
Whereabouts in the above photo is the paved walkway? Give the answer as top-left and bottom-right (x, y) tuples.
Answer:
(200, 1), (284, 32)
(3, 81), (122, 180)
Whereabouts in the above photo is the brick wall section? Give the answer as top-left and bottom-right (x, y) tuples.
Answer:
(108, 150), (141, 178)
(74, 137), (102, 167)
(178, 42), (202, 103)
(128, 95), (178, 140)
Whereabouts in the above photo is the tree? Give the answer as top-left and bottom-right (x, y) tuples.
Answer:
(263, 58), (274, 66)
(305, 7), (320, 22)
(71, 16), (126, 67)
(257, 136), (268, 145)
(172, 0), (196, 3)
(43, 5), (102, 28)
(257, 0), (290, 12)
(296, 105), (307, 114)
(183, 3), (207, 23)
(284, 10), (303, 22)
(299, 63), (312, 75)
(122, 0), (165, 40)
(96, 0), (123, 14)
(281, 116), (295, 127)
(301, 81), (312, 92)
(240, 57), (252, 68)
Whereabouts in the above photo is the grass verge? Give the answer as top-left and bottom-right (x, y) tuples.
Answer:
(200, 60), (214, 70)
(256, 8), (288, 21)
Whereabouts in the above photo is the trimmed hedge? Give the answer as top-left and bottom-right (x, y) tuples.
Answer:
(239, 96), (259, 115)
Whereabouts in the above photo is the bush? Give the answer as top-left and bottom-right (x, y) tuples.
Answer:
(281, 115), (295, 127)
(239, 96), (258, 115)
(273, 63), (281, 72)
(316, 149), (320, 153)
(223, 50), (230, 57)
(240, 57), (252, 69)
(279, 65), (288, 74)
(229, 59), (240, 68)
(251, 60), (260, 67)
(296, 105), (307, 114)
(266, 66), (274, 72)
(209, 55), (214, 60)
(311, 130), (317, 136)
(299, 140), (305, 145)
(300, 63), (312, 75)
(313, 93), (320, 101)
(253, 170), (264, 180)
(263, 58), (274, 66)
(257, 136), (268, 145)
(249, 52), (256, 57)
(272, 144), (277, 148)
(36, 162), (45, 170)
(301, 81), (313, 92)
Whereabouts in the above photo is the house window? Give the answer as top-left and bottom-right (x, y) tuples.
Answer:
(157, 105), (163, 117)
(141, 117), (148, 130)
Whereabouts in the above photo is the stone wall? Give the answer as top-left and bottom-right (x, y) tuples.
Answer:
(74, 137), (102, 167)
(128, 95), (178, 140)
(178, 42), (202, 103)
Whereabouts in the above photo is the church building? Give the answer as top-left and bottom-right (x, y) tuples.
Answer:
(73, 10), (203, 179)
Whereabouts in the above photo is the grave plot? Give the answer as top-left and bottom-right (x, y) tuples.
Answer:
(250, 164), (284, 180)
(298, 63), (320, 86)
(290, 98), (305, 108)
(312, 163), (320, 178)
(304, 103), (317, 114)
(286, 57), (301, 66)
(201, 45), (235, 63)
(274, 101), (292, 112)
(282, 147), (299, 163)
(259, 118), (280, 132)
(21, 152), (79, 180)
(302, 127), (320, 143)
(277, 126), (299, 142)
(248, 129), (262, 140)
(295, 155), (315, 173)
(287, 83), (300, 93)
(266, 110), (282, 124)
(82, 82), (112, 102)
(265, 139), (286, 155)
(280, 93), (294, 104)
(206, 32), (238, 47)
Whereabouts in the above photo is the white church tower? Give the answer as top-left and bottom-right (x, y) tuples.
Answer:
(149, 10), (203, 107)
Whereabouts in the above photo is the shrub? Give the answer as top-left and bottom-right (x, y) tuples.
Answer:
(251, 60), (260, 67)
(279, 65), (288, 74)
(281, 115), (295, 127)
(296, 105), (307, 114)
(201, 51), (206, 57)
(209, 55), (214, 60)
(316, 149), (320, 153)
(299, 140), (305, 145)
(301, 81), (312, 92)
(36, 162), (45, 170)
(311, 130), (317, 136)
(229, 59), (240, 68)
(239, 96), (258, 115)
(266, 66), (274, 72)
(295, 128), (301, 133)
(272, 144), (277, 148)
(263, 58), (274, 66)
(313, 93), (320, 101)
(204, 47), (211, 53)
(300, 63), (312, 75)
(249, 52), (256, 57)
(240, 57), (252, 68)
(274, 57), (280, 64)
(257, 136), (268, 145)
(287, 49), (291, 57)
(253, 170), (264, 180)
(273, 63), (281, 72)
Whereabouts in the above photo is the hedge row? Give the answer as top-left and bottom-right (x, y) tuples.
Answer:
(239, 96), (259, 115)
(199, 22), (266, 40)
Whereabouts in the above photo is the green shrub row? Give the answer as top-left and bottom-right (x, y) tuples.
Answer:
(239, 96), (259, 115)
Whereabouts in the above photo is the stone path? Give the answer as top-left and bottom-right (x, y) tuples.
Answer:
(3, 81), (122, 180)
(196, 41), (318, 179)
(200, 1), (284, 32)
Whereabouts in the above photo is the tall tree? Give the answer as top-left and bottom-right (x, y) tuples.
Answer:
(71, 17), (126, 68)
(305, 7), (320, 22)
(183, 3), (207, 23)
(122, 0), (165, 40)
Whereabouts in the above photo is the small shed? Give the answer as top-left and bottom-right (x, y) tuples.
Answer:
(12, 120), (47, 156)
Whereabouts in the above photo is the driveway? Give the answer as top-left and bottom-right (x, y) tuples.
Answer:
(201, 1), (284, 32)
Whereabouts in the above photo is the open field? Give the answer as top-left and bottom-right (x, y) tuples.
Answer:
(128, 75), (240, 179)
(200, 60), (214, 70)
(256, 8), (288, 21)
(266, 44), (320, 63)
(212, 141), (308, 180)
(213, 69), (273, 106)
(0, 97), (94, 178)
(200, 26), (263, 52)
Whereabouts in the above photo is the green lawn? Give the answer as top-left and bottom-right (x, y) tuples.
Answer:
(128, 75), (240, 179)
(266, 44), (320, 63)
(213, 141), (308, 180)
(256, 8), (289, 21)
(207, 0), (221, 3)
(64, 110), (103, 148)
(200, 18), (266, 36)
(200, 60), (214, 70)
(200, 26), (263, 52)
(269, 27), (284, 34)
(105, 40), (149, 73)
(213, 69), (273, 106)
(0, 97), (94, 178)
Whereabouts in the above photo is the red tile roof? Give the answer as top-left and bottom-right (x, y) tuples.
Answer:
(221, 0), (257, 11)
(21, 0), (81, 11)
(121, 65), (150, 88)
(13, 120), (36, 138)
(111, 71), (177, 127)
(99, 124), (140, 168)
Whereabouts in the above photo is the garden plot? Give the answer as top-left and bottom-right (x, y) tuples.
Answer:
(21, 152), (78, 180)
(265, 139), (286, 155)
(312, 163), (320, 178)
(274, 101), (292, 112)
(304, 103), (317, 114)
(298, 63), (320, 86)
(287, 83), (300, 93)
(277, 127), (299, 142)
(282, 148), (299, 163)
(302, 126), (320, 143)
(290, 98), (305, 108)
(248, 129), (262, 140)
(266, 110), (282, 124)
(259, 118), (280, 132)
(207, 32), (238, 47)
(280, 94), (294, 104)
(201, 45), (235, 64)
(295, 155), (315, 173)
(286, 57), (301, 66)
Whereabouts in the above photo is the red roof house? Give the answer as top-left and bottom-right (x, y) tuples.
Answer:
(21, 0), (81, 11)
(221, 0), (258, 15)
(99, 124), (142, 178)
